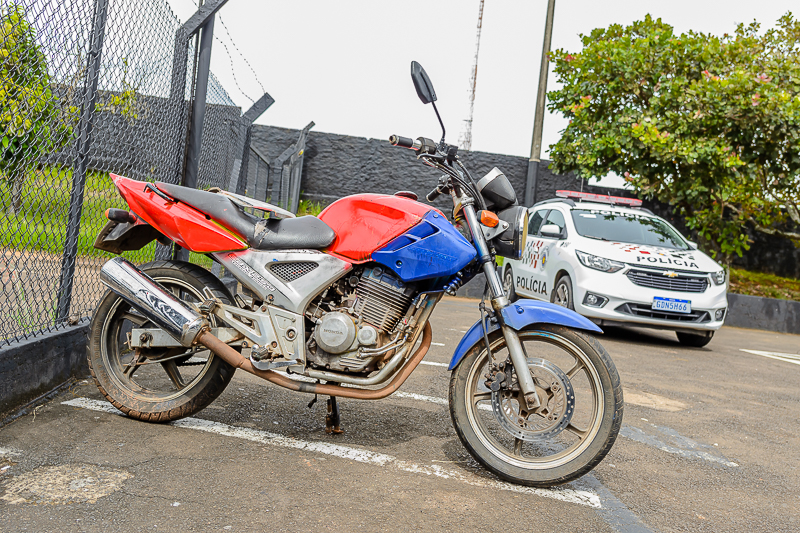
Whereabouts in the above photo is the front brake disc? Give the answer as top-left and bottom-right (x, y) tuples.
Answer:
(491, 358), (575, 442)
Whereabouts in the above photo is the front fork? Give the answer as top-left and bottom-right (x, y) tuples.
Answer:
(461, 202), (541, 410)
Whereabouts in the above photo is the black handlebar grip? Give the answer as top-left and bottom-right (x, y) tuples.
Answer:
(389, 135), (414, 148)
(426, 186), (443, 202)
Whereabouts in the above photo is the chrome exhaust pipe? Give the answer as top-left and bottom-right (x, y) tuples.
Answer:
(99, 257), (208, 347)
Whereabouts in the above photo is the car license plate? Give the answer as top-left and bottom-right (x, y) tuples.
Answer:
(652, 297), (691, 314)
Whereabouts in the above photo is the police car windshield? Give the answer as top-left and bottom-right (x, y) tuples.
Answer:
(571, 209), (689, 250)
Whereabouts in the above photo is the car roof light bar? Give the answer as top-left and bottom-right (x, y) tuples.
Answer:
(555, 190), (643, 207)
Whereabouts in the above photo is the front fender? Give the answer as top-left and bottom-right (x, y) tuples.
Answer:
(447, 299), (602, 371)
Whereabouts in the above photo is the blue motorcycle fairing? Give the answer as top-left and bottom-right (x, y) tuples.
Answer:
(447, 299), (603, 370)
(372, 211), (477, 282)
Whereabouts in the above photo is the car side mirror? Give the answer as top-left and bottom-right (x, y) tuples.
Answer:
(687, 240), (698, 250)
(540, 224), (562, 238)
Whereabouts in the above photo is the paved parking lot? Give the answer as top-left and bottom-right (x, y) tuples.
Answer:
(1, 297), (799, 532)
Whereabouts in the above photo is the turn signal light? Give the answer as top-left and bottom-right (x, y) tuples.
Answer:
(479, 210), (499, 227)
(105, 208), (136, 224)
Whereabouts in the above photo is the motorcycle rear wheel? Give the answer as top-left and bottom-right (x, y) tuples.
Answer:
(449, 324), (623, 487)
(88, 260), (236, 422)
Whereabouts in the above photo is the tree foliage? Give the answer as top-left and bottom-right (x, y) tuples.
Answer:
(548, 13), (800, 258)
(0, 5), (71, 185)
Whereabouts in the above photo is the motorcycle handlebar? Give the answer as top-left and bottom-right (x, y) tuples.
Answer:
(426, 185), (445, 202)
(389, 135), (421, 150)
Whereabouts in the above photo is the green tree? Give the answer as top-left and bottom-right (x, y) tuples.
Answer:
(1, 5), (71, 215)
(547, 13), (800, 260)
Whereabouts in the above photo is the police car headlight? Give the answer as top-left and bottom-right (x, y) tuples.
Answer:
(712, 270), (726, 286)
(492, 206), (528, 260)
(575, 250), (625, 273)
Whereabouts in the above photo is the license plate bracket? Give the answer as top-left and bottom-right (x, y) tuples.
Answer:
(652, 297), (691, 314)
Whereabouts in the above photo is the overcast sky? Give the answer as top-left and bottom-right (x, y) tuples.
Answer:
(167, 0), (794, 187)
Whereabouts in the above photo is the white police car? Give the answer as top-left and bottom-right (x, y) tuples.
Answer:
(502, 190), (728, 347)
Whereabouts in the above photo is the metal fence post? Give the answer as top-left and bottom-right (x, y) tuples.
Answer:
(164, 0), (227, 262)
(269, 122), (314, 211)
(249, 145), (272, 201)
(55, 0), (110, 322)
(287, 122), (314, 213)
(183, 16), (215, 190)
(231, 92), (274, 196)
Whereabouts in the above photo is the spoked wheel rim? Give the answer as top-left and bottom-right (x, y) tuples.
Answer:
(554, 281), (570, 307)
(100, 277), (216, 402)
(463, 330), (604, 470)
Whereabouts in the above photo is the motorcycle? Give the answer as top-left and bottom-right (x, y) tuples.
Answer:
(88, 61), (623, 487)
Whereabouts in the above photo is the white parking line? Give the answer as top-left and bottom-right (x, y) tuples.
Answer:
(431, 342), (446, 347)
(394, 392), (448, 405)
(420, 361), (448, 367)
(740, 349), (800, 366)
(62, 397), (601, 508)
(371, 391), (734, 466)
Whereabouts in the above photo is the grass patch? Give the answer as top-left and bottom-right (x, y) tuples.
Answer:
(729, 268), (800, 302)
(1, 165), (214, 268)
(1, 166), (125, 257)
(296, 198), (324, 217)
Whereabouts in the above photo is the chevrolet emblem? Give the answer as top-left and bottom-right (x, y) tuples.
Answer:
(663, 270), (679, 278)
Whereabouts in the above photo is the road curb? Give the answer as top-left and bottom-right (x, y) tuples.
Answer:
(725, 293), (800, 335)
(0, 323), (89, 419)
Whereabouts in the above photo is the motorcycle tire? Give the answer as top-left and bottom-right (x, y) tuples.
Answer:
(88, 260), (236, 422)
(449, 324), (623, 487)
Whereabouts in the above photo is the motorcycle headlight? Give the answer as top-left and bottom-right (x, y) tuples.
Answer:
(492, 206), (528, 260)
(575, 250), (625, 273)
(476, 167), (517, 210)
(712, 270), (726, 286)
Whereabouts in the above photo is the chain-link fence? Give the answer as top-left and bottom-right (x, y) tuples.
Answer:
(0, 0), (261, 346)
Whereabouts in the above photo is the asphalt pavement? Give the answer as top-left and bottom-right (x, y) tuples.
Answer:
(1, 297), (799, 533)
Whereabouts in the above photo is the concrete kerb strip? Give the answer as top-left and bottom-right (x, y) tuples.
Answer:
(0, 323), (89, 421)
(724, 293), (800, 335)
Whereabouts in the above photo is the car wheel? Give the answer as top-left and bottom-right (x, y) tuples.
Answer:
(503, 267), (517, 301)
(552, 274), (574, 310)
(676, 331), (714, 347)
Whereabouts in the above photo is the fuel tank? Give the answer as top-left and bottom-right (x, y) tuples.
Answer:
(319, 193), (437, 262)
(319, 193), (476, 282)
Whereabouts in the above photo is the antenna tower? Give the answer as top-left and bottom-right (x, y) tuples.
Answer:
(459, 0), (485, 151)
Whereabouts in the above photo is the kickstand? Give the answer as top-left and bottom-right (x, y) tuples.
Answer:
(325, 396), (343, 435)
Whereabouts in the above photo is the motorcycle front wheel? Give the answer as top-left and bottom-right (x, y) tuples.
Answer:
(88, 260), (236, 422)
(449, 324), (623, 487)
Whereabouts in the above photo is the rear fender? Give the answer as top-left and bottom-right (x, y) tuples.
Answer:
(93, 219), (164, 254)
(447, 299), (602, 370)
(110, 174), (247, 253)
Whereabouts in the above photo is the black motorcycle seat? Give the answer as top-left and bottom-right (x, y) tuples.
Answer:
(157, 183), (336, 251)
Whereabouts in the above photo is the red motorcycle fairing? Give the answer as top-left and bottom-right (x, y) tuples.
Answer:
(318, 193), (443, 262)
(111, 174), (247, 253)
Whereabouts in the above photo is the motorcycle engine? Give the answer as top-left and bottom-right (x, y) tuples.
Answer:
(306, 266), (416, 373)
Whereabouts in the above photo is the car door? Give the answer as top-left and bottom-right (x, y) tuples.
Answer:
(531, 208), (568, 300)
(515, 207), (549, 299)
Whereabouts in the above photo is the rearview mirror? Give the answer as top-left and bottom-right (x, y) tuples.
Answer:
(411, 61), (437, 104)
(540, 224), (562, 238)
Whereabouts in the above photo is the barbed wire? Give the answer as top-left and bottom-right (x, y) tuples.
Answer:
(185, 0), (266, 104)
